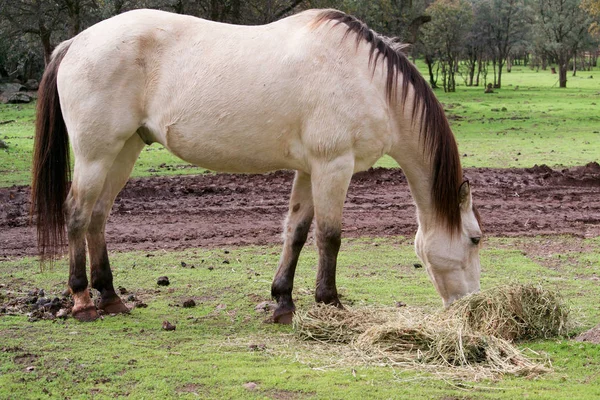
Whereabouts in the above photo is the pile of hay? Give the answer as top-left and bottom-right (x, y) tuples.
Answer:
(293, 284), (570, 378)
(446, 284), (570, 341)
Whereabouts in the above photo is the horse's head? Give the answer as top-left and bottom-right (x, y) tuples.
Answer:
(415, 181), (482, 308)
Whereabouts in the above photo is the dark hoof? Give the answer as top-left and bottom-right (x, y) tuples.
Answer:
(315, 295), (344, 309)
(72, 305), (99, 322)
(273, 305), (295, 325)
(99, 297), (130, 314)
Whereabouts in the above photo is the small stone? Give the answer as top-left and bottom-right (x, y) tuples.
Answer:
(56, 309), (68, 319)
(395, 301), (407, 308)
(254, 301), (276, 313)
(118, 286), (127, 294)
(183, 299), (196, 308)
(162, 321), (176, 331)
(243, 382), (258, 390)
(0, 140), (7, 149)
(222, 260), (230, 264)
(248, 344), (266, 351)
(38, 289), (45, 298)
(180, 261), (187, 268)
(413, 263), (423, 269)
(207, 266), (214, 271)
(25, 366), (35, 372)
(157, 276), (170, 286)
(127, 294), (136, 302)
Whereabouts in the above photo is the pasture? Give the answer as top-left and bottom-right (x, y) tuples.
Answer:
(1, 65), (599, 187)
(1, 63), (600, 399)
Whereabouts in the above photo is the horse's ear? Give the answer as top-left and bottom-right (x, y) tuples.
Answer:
(459, 180), (472, 211)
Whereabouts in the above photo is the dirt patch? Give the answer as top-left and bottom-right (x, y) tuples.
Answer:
(575, 325), (600, 344)
(1, 165), (598, 258)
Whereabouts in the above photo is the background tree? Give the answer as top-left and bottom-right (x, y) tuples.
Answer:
(533, 0), (592, 87)
(421, 0), (473, 92)
(475, 0), (530, 88)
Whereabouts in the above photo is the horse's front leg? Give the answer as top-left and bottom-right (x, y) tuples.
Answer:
(311, 158), (354, 307)
(271, 171), (314, 324)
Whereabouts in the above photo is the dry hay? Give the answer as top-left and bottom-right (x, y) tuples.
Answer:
(445, 284), (570, 341)
(293, 284), (570, 379)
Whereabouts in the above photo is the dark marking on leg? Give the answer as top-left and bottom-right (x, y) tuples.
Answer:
(272, 218), (312, 324)
(315, 225), (342, 307)
(67, 196), (99, 322)
(89, 236), (129, 314)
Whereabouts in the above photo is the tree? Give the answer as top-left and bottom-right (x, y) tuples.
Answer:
(534, 0), (593, 87)
(0, 0), (65, 64)
(475, 0), (530, 88)
(421, 0), (473, 92)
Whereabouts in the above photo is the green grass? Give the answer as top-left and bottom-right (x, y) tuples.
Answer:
(2, 236), (600, 399)
(1, 64), (599, 187)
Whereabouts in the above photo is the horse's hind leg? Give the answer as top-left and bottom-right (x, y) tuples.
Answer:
(271, 171), (314, 324)
(87, 134), (144, 314)
(310, 158), (354, 307)
(66, 134), (137, 322)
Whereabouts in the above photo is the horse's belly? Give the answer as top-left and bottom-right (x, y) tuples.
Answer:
(158, 122), (306, 173)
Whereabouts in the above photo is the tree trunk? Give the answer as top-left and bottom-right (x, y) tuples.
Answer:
(559, 64), (568, 88)
(572, 53), (577, 77)
(425, 56), (437, 88)
(40, 28), (53, 66)
(497, 60), (504, 88)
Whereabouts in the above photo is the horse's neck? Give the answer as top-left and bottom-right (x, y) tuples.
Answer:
(388, 122), (436, 231)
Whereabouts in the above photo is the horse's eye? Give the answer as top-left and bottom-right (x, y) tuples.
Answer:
(471, 237), (481, 245)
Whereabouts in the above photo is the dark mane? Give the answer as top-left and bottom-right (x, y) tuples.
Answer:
(315, 10), (464, 232)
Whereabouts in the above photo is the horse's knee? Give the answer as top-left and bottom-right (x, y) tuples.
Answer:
(317, 226), (341, 254)
(290, 218), (312, 250)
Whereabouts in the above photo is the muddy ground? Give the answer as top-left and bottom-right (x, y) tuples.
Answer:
(1, 163), (599, 258)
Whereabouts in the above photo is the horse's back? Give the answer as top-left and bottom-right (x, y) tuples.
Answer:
(57, 9), (391, 174)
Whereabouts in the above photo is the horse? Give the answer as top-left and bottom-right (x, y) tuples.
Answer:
(31, 9), (483, 323)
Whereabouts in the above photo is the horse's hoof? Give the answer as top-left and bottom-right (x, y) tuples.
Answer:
(72, 305), (99, 322)
(273, 306), (295, 325)
(99, 297), (130, 314)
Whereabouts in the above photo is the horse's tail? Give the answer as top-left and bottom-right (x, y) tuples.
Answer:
(30, 39), (74, 262)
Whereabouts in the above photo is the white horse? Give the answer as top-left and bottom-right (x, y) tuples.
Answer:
(31, 9), (482, 322)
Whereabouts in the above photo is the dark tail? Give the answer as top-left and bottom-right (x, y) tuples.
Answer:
(30, 40), (73, 262)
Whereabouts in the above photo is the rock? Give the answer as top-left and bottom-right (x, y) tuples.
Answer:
(0, 140), (7, 149)
(157, 276), (170, 286)
(248, 344), (266, 351)
(182, 299), (196, 308)
(395, 301), (407, 307)
(243, 382), (258, 391)
(254, 301), (276, 313)
(6, 93), (32, 104)
(126, 294), (136, 302)
(0, 83), (25, 94)
(56, 308), (69, 319)
(24, 79), (39, 91)
(162, 320), (176, 331)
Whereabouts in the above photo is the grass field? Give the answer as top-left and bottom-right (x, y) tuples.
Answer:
(0, 64), (599, 187)
(1, 237), (600, 399)
(1, 63), (600, 399)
